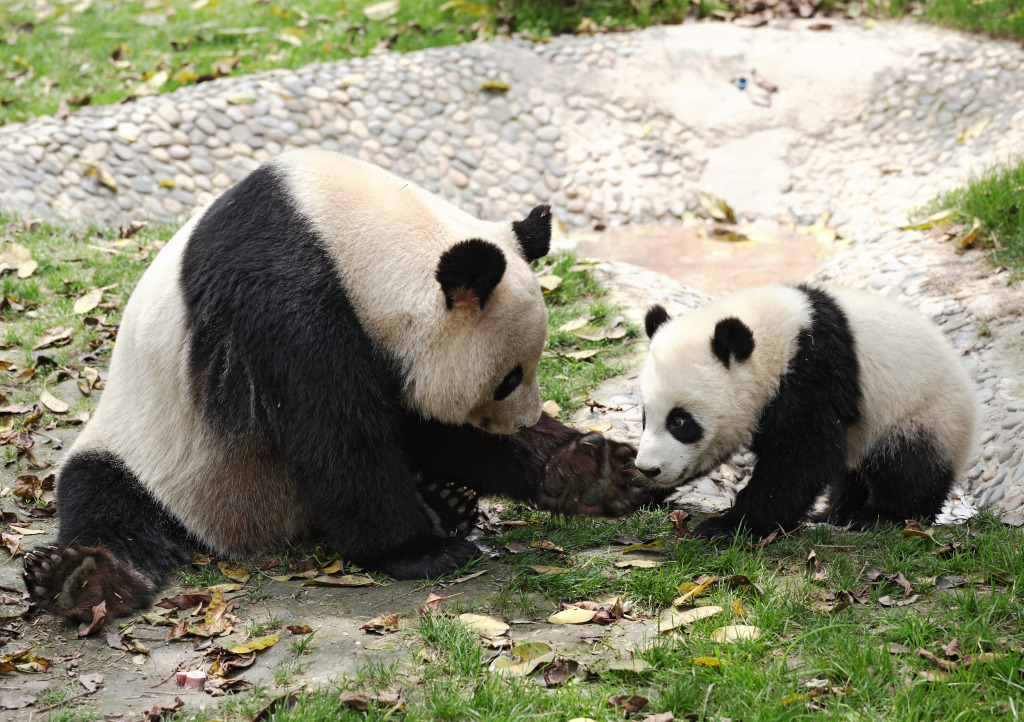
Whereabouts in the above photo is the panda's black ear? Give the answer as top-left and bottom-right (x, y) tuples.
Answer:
(436, 239), (507, 312)
(511, 204), (552, 262)
(711, 317), (755, 369)
(645, 305), (670, 339)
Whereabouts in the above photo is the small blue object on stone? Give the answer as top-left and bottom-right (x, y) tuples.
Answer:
(735, 77), (747, 90)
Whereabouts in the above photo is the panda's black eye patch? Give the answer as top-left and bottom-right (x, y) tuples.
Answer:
(494, 365), (523, 401)
(666, 407), (703, 444)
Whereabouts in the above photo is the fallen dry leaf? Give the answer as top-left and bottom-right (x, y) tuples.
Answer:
(361, 614), (400, 635)
(673, 574), (716, 606)
(77, 601), (108, 637)
(709, 624), (762, 642)
(668, 509), (692, 538)
(548, 608), (597, 625)
(657, 605), (723, 634)
(458, 613), (509, 637)
(608, 694), (648, 715)
(228, 632), (280, 654)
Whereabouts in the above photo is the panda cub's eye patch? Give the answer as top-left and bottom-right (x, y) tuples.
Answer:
(494, 365), (523, 401)
(667, 407), (703, 444)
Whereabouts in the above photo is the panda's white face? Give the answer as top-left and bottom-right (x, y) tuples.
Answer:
(637, 354), (732, 487)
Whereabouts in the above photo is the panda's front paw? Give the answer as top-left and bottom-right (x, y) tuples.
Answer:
(692, 514), (748, 540)
(417, 480), (478, 538)
(374, 535), (480, 580)
(537, 432), (665, 518)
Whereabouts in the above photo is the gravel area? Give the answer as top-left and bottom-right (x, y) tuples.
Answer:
(0, 18), (1021, 520)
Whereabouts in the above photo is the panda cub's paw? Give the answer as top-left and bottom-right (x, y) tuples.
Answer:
(375, 535), (480, 580)
(417, 480), (478, 538)
(23, 544), (151, 624)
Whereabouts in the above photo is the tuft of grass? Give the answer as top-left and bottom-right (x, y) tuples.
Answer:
(937, 160), (1024, 273)
(536, 253), (639, 417)
(245, 610), (282, 638)
(0, 0), (473, 126)
(886, 0), (1024, 40)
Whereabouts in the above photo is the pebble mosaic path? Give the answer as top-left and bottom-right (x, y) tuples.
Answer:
(0, 18), (1021, 520)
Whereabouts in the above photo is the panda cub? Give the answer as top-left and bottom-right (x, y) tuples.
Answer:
(24, 149), (654, 624)
(637, 283), (977, 539)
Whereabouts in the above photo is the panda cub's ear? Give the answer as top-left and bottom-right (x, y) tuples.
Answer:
(435, 239), (507, 312)
(645, 305), (670, 339)
(711, 317), (755, 369)
(511, 205), (552, 262)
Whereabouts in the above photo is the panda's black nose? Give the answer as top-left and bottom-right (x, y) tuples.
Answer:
(637, 465), (661, 479)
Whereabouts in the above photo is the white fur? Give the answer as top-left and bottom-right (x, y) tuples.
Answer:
(276, 150), (546, 433)
(637, 283), (977, 488)
(68, 150), (548, 555)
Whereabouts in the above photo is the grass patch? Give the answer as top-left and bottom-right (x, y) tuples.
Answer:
(204, 512), (1024, 721)
(887, 0), (1024, 41)
(535, 254), (639, 417)
(0, 0), (473, 126)
(936, 160), (1024, 273)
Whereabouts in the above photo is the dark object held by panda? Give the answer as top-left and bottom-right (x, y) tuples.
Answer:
(23, 150), (658, 625)
(637, 284), (977, 540)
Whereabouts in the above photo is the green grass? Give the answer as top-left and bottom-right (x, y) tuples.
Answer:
(4, 0), (1024, 129)
(535, 254), (639, 418)
(192, 511), (1024, 721)
(887, 0), (1024, 40)
(0, 0), (473, 126)
(936, 160), (1024, 273)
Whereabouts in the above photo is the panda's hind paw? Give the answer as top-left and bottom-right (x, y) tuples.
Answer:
(23, 544), (151, 625)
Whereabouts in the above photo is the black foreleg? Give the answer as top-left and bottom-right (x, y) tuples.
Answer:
(402, 413), (663, 518)
(25, 450), (195, 622)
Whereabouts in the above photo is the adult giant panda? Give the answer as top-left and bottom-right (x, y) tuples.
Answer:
(637, 283), (977, 538)
(25, 149), (653, 623)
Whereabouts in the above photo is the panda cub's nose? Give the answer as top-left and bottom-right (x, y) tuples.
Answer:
(637, 465), (661, 479)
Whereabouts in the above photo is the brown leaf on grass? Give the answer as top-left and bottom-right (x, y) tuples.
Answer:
(673, 574), (716, 606)
(418, 592), (459, 619)
(611, 535), (643, 546)
(217, 562), (250, 583)
(32, 326), (72, 351)
(642, 714), (674, 722)
(77, 601), (108, 637)
(286, 625), (313, 635)
(143, 697), (183, 722)
(505, 542), (528, 553)
(804, 550), (818, 579)
(118, 220), (148, 239)
(886, 642), (911, 654)
(542, 657), (580, 687)
(530, 540), (564, 552)
(531, 565), (571, 575)
(249, 692), (301, 722)
(338, 689), (403, 711)
(916, 647), (958, 672)
(812, 590), (852, 615)
(942, 638), (961, 660)
(755, 529), (779, 548)
(361, 614), (399, 635)
(105, 631), (148, 654)
(620, 540), (665, 553)
(668, 509), (692, 538)
(302, 574), (376, 587)
(935, 575), (968, 590)
(887, 572), (913, 596)
(155, 591), (212, 610)
(608, 694), (648, 714)
(723, 574), (765, 598)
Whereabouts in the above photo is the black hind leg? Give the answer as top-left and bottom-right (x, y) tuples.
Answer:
(810, 470), (869, 526)
(848, 433), (954, 531)
(24, 450), (195, 623)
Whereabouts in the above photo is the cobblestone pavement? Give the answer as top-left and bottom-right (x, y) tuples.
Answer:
(0, 18), (1021, 518)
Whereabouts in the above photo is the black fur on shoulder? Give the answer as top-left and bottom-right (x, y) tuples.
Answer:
(511, 204), (552, 262)
(696, 285), (861, 539)
(711, 317), (755, 369)
(435, 239), (507, 311)
(645, 305), (670, 339)
(180, 162), (469, 578)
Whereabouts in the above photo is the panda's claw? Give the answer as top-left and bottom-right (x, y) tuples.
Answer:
(417, 479), (479, 538)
